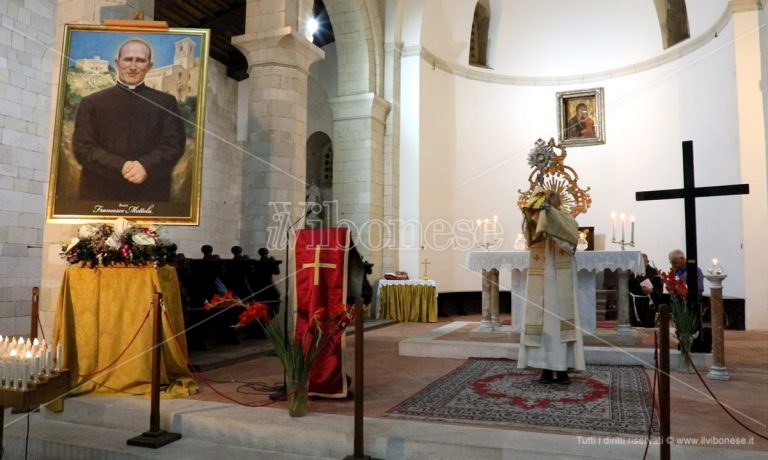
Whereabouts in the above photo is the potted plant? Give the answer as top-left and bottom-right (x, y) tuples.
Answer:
(205, 292), (354, 416)
(660, 272), (698, 373)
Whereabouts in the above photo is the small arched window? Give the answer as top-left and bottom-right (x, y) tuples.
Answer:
(655, 0), (690, 49)
(469, 1), (490, 67)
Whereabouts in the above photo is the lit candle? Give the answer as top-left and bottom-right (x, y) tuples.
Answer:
(33, 354), (40, 384)
(9, 348), (17, 389)
(23, 350), (32, 390)
(712, 258), (718, 267)
(56, 342), (62, 372)
(611, 211), (616, 240)
(630, 215), (635, 244)
(45, 347), (52, 376)
(620, 213), (625, 242)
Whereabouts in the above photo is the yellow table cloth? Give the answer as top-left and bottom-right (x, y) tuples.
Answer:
(378, 281), (438, 323)
(53, 265), (197, 397)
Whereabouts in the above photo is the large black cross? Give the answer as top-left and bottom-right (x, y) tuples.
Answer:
(636, 140), (749, 352)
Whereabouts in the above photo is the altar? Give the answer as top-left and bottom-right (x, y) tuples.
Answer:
(373, 279), (438, 322)
(466, 250), (644, 335)
(52, 265), (198, 397)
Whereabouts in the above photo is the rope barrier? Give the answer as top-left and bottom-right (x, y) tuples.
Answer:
(75, 307), (151, 378)
(642, 330), (660, 459)
(160, 309), (287, 408)
(686, 350), (768, 441)
(36, 315), (47, 342)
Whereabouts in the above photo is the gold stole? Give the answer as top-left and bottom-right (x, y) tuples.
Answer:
(523, 239), (577, 346)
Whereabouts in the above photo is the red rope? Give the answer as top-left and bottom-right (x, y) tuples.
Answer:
(686, 351), (768, 440)
(642, 330), (660, 459)
(36, 315), (47, 342)
(75, 307), (151, 378)
(161, 309), (286, 408)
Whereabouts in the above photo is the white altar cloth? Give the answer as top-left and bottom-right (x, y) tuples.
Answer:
(466, 250), (644, 334)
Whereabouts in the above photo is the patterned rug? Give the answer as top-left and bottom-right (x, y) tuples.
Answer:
(387, 358), (659, 436)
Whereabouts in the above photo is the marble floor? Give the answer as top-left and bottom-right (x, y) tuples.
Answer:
(187, 313), (768, 453)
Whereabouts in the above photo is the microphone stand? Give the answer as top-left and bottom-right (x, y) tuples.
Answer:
(269, 212), (307, 401)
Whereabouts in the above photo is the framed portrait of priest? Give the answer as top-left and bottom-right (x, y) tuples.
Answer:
(46, 23), (210, 224)
(556, 87), (605, 147)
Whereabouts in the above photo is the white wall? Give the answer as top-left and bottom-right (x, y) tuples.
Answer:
(412, 2), (751, 321)
(422, 0), (663, 76)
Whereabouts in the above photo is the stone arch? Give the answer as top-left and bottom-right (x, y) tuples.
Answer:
(323, 0), (384, 95)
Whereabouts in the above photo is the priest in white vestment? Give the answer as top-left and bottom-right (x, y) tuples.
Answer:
(517, 187), (585, 384)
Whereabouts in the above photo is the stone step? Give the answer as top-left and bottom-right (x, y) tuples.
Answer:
(399, 321), (713, 369)
(11, 396), (759, 459)
(2, 408), (336, 460)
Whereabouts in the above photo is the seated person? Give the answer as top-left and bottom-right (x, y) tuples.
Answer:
(628, 253), (663, 327)
(668, 248), (704, 294)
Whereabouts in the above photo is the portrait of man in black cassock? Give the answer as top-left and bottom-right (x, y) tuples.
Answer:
(48, 25), (209, 224)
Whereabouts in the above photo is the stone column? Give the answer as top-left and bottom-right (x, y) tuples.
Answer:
(479, 269), (493, 331)
(232, 28), (324, 253)
(329, 93), (390, 276)
(382, 42), (401, 273)
(489, 269), (500, 328)
(615, 269), (632, 335)
(705, 274), (730, 381)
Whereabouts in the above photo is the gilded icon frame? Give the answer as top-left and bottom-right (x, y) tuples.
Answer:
(47, 23), (209, 224)
(556, 87), (605, 147)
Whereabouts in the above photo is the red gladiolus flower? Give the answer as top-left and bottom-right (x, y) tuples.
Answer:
(661, 270), (688, 299)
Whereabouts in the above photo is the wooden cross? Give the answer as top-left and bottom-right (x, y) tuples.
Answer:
(636, 140), (749, 351)
(301, 246), (337, 285)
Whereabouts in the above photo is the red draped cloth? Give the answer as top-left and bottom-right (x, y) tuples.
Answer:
(294, 227), (349, 398)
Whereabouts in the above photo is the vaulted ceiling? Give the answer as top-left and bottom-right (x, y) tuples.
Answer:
(153, 0), (334, 82)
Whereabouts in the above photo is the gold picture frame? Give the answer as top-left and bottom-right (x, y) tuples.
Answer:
(556, 87), (605, 147)
(47, 23), (210, 224)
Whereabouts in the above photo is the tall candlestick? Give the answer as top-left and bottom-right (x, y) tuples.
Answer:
(630, 215), (635, 243)
(611, 211), (616, 240)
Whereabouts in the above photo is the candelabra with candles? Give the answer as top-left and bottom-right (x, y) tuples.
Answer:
(0, 336), (63, 392)
(476, 215), (502, 250)
(610, 211), (635, 251)
(0, 335), (68, 403)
